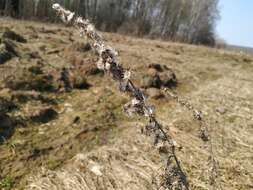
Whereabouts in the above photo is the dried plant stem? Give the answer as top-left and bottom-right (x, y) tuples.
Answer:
(52, 3), (189, 190)
(164, 89), (222, 190)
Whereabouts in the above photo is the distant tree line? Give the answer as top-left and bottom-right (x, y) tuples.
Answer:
(0, 0), (219, 46)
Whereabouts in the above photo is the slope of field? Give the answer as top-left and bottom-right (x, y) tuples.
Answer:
(0, 18), (253, 190)
(226, 45), (253, 56)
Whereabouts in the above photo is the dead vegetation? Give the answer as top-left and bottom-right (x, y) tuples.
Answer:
(0, 16), (252, 190)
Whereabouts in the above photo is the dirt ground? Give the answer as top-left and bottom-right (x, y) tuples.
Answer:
(0, 18), (252, 190)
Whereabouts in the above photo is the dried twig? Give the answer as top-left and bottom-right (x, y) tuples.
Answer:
(163, 89), (222, 190)
(52, 3), (189, 190)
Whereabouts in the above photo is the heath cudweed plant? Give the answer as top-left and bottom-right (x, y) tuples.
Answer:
(52, 4), (220, 190)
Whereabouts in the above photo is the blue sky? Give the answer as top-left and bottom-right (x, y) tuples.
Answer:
(217, 0), (253, 47)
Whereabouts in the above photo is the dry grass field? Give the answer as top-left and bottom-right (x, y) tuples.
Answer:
(0, 18), (253, 190)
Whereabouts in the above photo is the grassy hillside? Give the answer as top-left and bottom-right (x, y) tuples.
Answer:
(226, 45), (253, 55)
(0, 18), (253, 190)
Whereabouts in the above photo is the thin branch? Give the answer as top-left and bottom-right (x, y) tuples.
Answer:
(52, 3), (189, 190)
(164, 88), (222, 190)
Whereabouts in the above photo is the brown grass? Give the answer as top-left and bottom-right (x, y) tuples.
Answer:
(0, 18), (252, 190)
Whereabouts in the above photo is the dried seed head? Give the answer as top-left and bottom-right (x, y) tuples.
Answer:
(52, 3), (60, 10)
(144, 105), (155, 117)
(67, 12), (75, 22)
(96, 58), (105, 70)
(123, 70), (131, 80)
